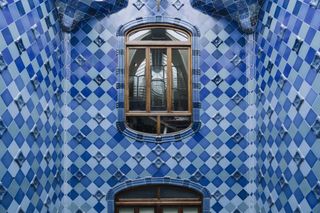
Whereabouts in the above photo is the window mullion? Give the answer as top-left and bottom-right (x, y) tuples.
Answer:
(146, 47), (151, 113)
(167, 47), (172, 113)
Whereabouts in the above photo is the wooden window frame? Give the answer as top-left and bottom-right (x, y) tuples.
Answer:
(125, 25), (192, 135)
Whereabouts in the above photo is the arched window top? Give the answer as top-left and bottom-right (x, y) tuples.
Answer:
(116, 185), (202, 200)
(127, 27), (190, 42)
(115, 185), (202, 213)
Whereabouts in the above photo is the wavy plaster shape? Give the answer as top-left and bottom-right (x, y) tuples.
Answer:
(56, 0), (128, 32)
(56, 0), (261, 33)
(190, 0), (263, 33)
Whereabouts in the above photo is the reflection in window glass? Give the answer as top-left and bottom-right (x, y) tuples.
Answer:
(160, 185), (200, 198)
(117, 186), (158, 199)
(128, 28), (188, 41)
(129, 49), (146, 111)
(162, 207), (178, 213)
(183, 207), (198, 213)
(160, 116), (191, 134)
(151, 49), (167, 111)
(125, 25), (193, 135)
(126, 116), (157, 134)
(140, 207), (155, 213)
(119, 208), (134, 213)
(172, 49), (188, 111)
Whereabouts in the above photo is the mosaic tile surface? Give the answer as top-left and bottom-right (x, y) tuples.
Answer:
(56, 0), (262, 33)
(191, 0), (263, 33)
(1, 0), (319, 212)
(0, 0), (64, 212)
(255, 0), (320, 212)
(55, 0), (128, 32)
(60, 0), (256, 212)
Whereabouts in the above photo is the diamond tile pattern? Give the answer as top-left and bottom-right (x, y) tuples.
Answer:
(255, 0), (320, 212)
(57, 0), (260, 33)
(191, 0), (261, 33)
(55, 0), (128, 32)
(56, 0), (261, 33)
(59, 1), (256, 212)
(1, 0), (319, 213)
(0, 0), (63, 212)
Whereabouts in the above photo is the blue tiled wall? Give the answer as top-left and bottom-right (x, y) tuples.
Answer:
(1, 0), (319, 212)
(60, 0), (256, 212)
(0, 0), (64, 212)
(55, 0), (128, 32)
(255, 0), (320, 212)
(190, 0), (262, 33)
(55, 0), (262, 33)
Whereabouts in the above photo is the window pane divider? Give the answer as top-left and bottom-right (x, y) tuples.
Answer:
(146, 47), (151, 113)
(167, 47), (172, 113)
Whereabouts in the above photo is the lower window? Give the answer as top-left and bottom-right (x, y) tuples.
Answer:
(115, 185), (202, 213)
(118, 207), (199, 213)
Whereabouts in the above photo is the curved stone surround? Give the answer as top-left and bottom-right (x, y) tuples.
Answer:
(106, 177), (211, 213)
(116, 16), (201, 143)
(190, 0), (262, 33)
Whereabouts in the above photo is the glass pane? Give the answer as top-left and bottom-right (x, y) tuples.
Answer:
(128, 28), (188, 41)
(183, 207), (198, 213)
(172, 49), (189, 111)
(129, 49), (146, 111)
(162, 207), (179, 213)
(140, 207), (155, 213)
(160, 116), (191, 134)
(119, 208), (134, 213)
(160, 185), (201, 198)
(151, 49), (167, 111)
(126, 116), (157, 134)
(117, 186), (158, 199)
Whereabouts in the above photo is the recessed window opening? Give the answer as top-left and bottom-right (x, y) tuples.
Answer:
(125, 25), (192, 135)
(115, 185), (202, 213)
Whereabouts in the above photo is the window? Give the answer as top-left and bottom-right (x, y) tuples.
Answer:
(125, 26), (192, 135)
(115, 185), (202, 213)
